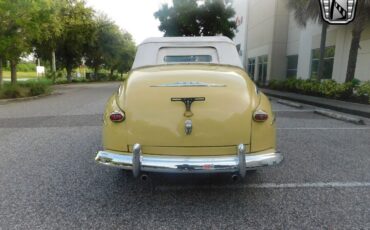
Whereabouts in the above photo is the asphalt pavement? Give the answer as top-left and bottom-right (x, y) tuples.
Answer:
(0, 82), (369, 229)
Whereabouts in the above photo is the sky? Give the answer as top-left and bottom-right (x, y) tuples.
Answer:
(86, 0), (172, 45)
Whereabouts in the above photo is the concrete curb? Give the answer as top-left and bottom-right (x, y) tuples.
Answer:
(262, 89), (370, 118)
(0, 92), (58, 104)
(277, 99), (303, 109)
(314, 109), (365, 125)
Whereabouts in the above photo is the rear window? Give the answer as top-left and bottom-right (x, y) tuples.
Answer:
(164, 55), (212, 63)
(157, 47), (219, 65)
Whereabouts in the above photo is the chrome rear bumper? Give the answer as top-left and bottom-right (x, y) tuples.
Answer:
(95, 144), (283, 178)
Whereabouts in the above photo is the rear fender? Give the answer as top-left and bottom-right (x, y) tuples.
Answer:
(102, 90), (129, 152)
(250, 93), (276, 153)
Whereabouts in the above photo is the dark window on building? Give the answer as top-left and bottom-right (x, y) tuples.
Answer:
(311, 46), (335, 79)
(258, 55), (268, 84)
(287, 55), (298, 78)
(247, 58), (256, 79)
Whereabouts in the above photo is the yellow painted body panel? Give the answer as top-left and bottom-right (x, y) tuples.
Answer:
(102, 64), (276, 156)
(250, 93), (276, 152)
(128, 145), (247, 156)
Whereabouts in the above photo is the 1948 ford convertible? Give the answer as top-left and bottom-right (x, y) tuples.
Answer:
(95, 36), (283, 179)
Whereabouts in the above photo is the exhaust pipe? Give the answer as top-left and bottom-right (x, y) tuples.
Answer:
(231, 174), (239, 182)
(140, 174), (149, 181)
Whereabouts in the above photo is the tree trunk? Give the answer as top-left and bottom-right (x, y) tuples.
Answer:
(110, 68), (114, 77)
(345, 30), (363, 82)
(0, 57), (3, 86)
(66, 64), (73, 83)
(51, 50), (56, 73)
(51, 50), (56, 82)
(345, 2), (366, 83)
(317, 23), (328, 80)
(10, 60), (17, 85)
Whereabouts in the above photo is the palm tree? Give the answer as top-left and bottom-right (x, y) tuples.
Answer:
(345, 0), (370, 82)
(288, 0), (329, 80)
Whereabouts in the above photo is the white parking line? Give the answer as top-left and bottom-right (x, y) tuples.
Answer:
(277, 127), (370, 130)
(155, 182), (370, 191)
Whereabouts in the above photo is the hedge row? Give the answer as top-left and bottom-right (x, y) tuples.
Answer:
(50, 72), (127, 84)
(268, 79), (370, 104)
(0, 79), (52, 99)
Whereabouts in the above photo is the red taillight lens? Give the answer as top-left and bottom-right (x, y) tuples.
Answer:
(110, 111), (125, 122)
(253, 110), (268, 122)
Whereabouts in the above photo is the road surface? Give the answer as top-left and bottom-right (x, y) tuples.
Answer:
(0, 83), (369, 229)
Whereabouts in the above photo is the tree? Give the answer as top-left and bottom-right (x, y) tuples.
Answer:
(85, 15), (112, 76)
(116, 33), (136, 77)
(86, 15), (123, 76)
(154, 0), (199, 37)
(55, 0), (95, 82)
(345, 0), (370, 82)
(104, 31), (136, 77)
(288, 0), (329, 80)
(0, 0), (47, 84)
(33, 0), (65, 81)
(198, 0), (237, 38)
(154, 0), (236, 39)
(85, 14), (136, 78)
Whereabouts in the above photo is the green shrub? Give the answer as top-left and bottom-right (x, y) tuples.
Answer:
(26, 79), (52, 96)
(1, 84), (22, 98)
(267, 78), (356, 100)
(357, 81), (370, 103)
(318, 80), (353, 99)
(284, 78), (298, 91)
(295, 79), (320, 95)
(0, 79), (52, 99)
(54, 78), (69, 84)
(56, 71), (65, 79)
(97, 73), (109, 81)
(335, 82), (353, 99)
(268, 80), (281, 90)
(351, 78), (361, 87)
(108, 74), (120, 81)
(72, 78), (88, 83)
(19, 79), (51, 87)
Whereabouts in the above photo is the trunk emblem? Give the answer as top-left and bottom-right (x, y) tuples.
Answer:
(185, 120), (192, 135)
(171, 97), (206, 117)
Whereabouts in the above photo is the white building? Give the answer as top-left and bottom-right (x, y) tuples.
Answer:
(231, 0), (248, 68)
(232, 0), (370, 83)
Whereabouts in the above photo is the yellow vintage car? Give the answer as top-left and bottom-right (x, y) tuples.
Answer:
(95, 37), (283, 180)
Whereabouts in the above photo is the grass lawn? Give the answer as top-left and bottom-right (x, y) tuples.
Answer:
(3, 71), (38, 79)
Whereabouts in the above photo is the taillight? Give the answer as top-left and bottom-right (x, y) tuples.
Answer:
(110, 111), (125, 122)
(253, 110), (268, 122)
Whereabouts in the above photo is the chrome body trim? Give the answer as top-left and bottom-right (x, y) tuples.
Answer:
(185, 120), (192, 135)
(237, 144), (246, 178)
(95, 147), (283, 177)
(132, 144), (142, 178)
(151, 81), (226, 88)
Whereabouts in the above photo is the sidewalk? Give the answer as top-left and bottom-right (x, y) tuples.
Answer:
(261, 88), (370, 118)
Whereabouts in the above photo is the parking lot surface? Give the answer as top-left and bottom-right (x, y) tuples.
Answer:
(0, 83), (369, 229)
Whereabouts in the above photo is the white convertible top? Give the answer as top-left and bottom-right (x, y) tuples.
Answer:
(132, 36), (243, 69)
(140, 36), (236, 45)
